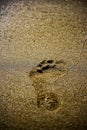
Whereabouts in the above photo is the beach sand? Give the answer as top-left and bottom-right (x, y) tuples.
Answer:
(0, 0), (87, 129)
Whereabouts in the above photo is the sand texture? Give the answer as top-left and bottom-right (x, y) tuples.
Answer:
(0, 0), (87, 130)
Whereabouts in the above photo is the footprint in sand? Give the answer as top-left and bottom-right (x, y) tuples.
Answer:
(29, 59), (67, 111)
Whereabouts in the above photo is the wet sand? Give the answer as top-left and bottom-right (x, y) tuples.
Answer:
(0, 0), (87, 130)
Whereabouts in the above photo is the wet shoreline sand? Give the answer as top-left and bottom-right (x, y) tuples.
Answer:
(0, 0), (87, 130)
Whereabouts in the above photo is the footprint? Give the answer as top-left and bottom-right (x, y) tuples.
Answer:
(29, 59), (67, 111)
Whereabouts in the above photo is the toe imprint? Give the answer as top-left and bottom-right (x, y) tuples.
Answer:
(29, 59), (66, 77)
(47, 60), (54, 63)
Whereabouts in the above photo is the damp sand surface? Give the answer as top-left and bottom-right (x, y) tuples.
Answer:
(0, 0), (87, 130)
